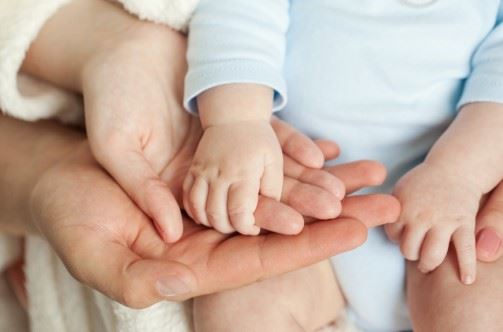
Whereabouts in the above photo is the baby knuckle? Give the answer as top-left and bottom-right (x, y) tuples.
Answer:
(186, 193), (200, 207)
(228, 207), (249, 218)
(206, 209), (225, 221)
(413, 209), (435, 224)
(452, 215), (471, 225)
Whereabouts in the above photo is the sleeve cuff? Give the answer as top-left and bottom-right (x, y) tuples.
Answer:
(0, 0), (82, 123)
(116, 0), (199, 32)
(184, 60), (287, 114)
(458, 73), (503, 109)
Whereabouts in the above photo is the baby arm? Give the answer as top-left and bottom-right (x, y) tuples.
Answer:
(389, 9), (503, 284)
(183, 0), (293, 235)
(184, 84), (281, 235)
(388, 102), (503, 284)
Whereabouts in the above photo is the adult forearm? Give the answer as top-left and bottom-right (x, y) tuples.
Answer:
(21, 0), (163, 92)
(0, 115), (83, 235)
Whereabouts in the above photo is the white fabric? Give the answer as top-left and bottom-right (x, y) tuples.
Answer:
(0, 274), (28, 332)
(116, 0), (199, 32)
(0, 0), (355, 331)
(0, 0), (82, 123)
(25, 236), (193, 332)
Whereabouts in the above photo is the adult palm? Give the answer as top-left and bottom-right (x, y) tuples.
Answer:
(30, 117), (398, 308)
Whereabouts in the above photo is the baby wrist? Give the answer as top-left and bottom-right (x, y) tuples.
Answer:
(197, 84), (274, 129)
(201, 114), (271, 130)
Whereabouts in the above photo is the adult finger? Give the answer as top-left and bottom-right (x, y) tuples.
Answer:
(94, 144), (183, 243)
(339, 194), (400, 228)
(58, 227), (195, 309)
(254, 196), (304, 235)
(263, 192), (400, 233)
(283, 155), (345, 199)
(476, 181), (503, 262)
(324, 160), (387, 194)
(271, 117), (325, 168)
(314, 139), (340, 161)
(281, 176), (342, 220)
(187, 217), (368, 298)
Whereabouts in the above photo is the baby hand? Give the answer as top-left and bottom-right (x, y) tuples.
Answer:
(386, 163), (482, 284)
(183, 120), (283, 235)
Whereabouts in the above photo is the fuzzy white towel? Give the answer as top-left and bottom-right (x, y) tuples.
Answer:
(0, 1), (357, 331)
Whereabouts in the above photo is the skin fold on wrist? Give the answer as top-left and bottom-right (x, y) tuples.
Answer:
(198, 84), (274, 129)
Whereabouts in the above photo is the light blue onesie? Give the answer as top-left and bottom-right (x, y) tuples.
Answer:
(184, 1), (503, 331)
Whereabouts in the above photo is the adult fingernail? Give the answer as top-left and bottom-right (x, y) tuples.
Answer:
(476, 228), (502, 256)
(156, 276), (190, 297)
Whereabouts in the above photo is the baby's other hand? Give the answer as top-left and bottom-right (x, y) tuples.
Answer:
(183, 121), (283, 235)
(386, 163), (482, 285)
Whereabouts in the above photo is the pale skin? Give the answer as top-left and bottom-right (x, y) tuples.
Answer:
(189, 84), (503, 288)
(186, 52), (503, 332)
(184, 85), (344, 235)
(2, 0), (400, 309)
(387, 102), (503, 285)
(27, 3), (342, 242)
(11, 0), (503, 330)
(0, 113), (396, 307)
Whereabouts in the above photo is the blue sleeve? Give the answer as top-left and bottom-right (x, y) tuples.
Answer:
(458, 5), (503, 108)
(184, 0), (289, 114)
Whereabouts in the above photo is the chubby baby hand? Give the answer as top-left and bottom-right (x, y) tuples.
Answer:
(386, 163), (482, 284)
(183, 120), (283, 235)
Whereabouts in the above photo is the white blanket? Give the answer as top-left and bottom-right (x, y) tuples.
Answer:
(0, 1), (355, 331)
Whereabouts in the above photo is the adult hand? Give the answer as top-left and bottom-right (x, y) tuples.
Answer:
(476, 181), (503, 262)
(23, 0), (342, 241)
(30, 137), (398, 308)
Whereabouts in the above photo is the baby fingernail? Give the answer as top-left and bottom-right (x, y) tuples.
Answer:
(463, 275), (474, 285)
(417, 265), (428, 273)
(156, 276), (190, 297)
(477, 228), (502, 256)
(251, 225), (261, 235)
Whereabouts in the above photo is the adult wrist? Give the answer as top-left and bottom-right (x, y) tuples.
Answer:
(0, 115), (85, 235)
(28, 138), (90, 236)
(22, 0), (170, 92)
